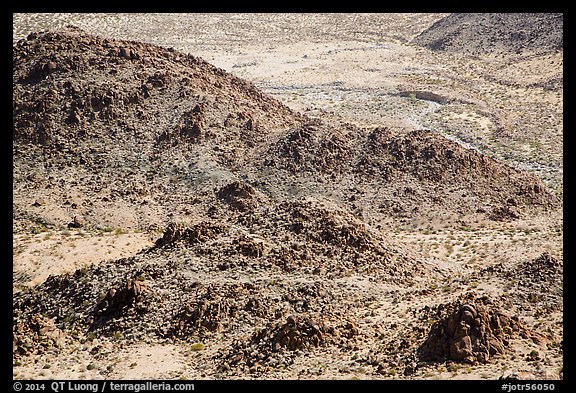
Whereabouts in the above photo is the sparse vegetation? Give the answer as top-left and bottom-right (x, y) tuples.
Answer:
(12, 13), (562, 381)
(190, 343), (205, 351)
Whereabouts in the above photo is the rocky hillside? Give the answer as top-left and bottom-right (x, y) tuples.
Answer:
(14, 244), (561, 378)
(13, 28), (560, 236)
(13, 193), (431, 354)
(12, 26), (563, 380)
(259, 121), (558, 224)
(412, 13), (563, 56)
(13, 27), (302, 233)
(13, 30), (557, 236)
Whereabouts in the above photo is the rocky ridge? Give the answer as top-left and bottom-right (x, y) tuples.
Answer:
(13, 27), (563, 379)
(412, 13), (563, 56)
(13, 28), (559, 235)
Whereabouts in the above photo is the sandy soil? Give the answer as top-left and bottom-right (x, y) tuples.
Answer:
(13, 230), (155, 290)
(13, 13), (562, 381)
(12, 13), (562, 190)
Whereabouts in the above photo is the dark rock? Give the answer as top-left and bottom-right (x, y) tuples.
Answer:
(418, 293), (529, 364)
(120, 47), (131, 59)
(32, 198), (46, 207)
(154, 222), (225, 248)
(489, 205), (520, 221)
(235, 236), (265, 257)
(217, 181), (260, 212)
(93, 279), (150, 324)
(67, 215), (85, 229)
(107, 279), (148, 309)
(45, 61), (58, 72)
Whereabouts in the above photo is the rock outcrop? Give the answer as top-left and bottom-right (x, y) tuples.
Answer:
(418, 293), (544, 364)
(413, 13), (563, 56)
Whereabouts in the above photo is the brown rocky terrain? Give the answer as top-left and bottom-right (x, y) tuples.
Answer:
(13, 14), (562, 381)
(412, 13), (563, 56)
(13, 28), (559, 234)
(13, 27), (301, 235)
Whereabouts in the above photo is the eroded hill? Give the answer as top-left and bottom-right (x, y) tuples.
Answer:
(13, 29), (559, 235)
(412, 13), (563, 56)
(13, 27), (563, 380)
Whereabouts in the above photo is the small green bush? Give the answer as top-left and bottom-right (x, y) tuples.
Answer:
(190, 343), (205, 351)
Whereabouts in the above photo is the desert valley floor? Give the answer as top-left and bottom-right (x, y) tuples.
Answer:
(12, 13), (563, 380)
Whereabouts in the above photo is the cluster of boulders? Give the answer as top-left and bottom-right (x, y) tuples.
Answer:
(170, 284), (248, 336)
(221, 313), (359, 373)
(267, 120), (354, 175)
(156, 104), (207, 145)
(154, 222), (227, 249)
(13, 313), (66, 357)
(94, 279), (151, 321)
(489, 205), (520, 221)
(418, 293), (542, 364)
(512, 252), (562, 283)
(216, 181), (264, 212)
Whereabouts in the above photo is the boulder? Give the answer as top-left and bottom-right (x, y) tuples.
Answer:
(216, 181), (261, 211)
(67, 215), (85, 229)
(418, 293), (529, 364)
